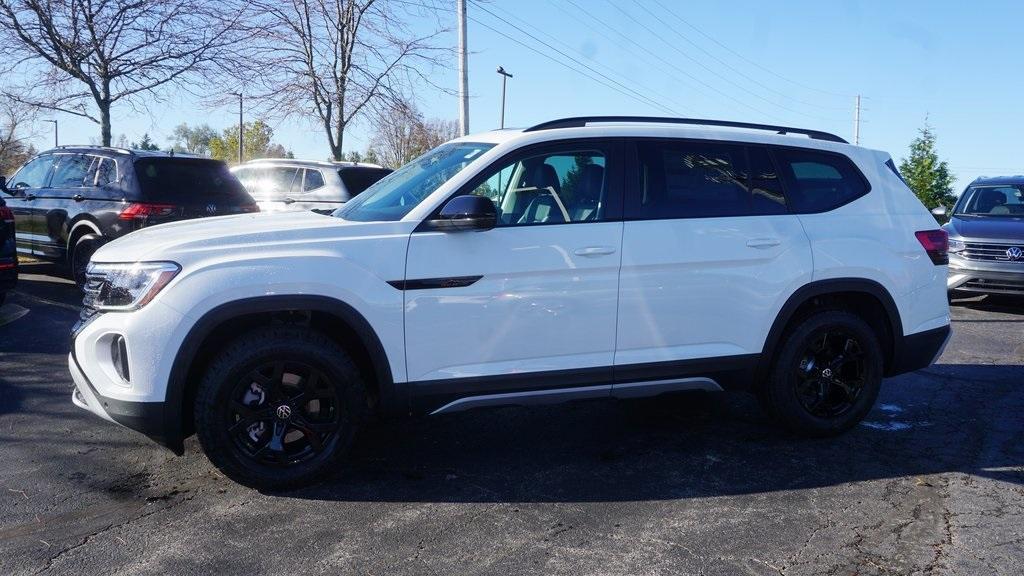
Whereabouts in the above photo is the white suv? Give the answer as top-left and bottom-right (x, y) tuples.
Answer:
(69, 117), (951, 489)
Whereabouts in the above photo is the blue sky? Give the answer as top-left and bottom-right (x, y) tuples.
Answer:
(23, 0), (1022, 191)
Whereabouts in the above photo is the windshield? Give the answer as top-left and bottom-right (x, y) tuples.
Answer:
(955, 185), (1024, 217)
(335, 142), (495, 222)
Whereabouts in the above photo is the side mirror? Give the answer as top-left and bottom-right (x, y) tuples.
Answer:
(931, 205), (947, 217)
(0, 176), (8, 194)
(429, 195), (497, 231)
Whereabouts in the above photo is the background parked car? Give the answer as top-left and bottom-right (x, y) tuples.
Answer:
(231, 158), (391, 213)
(0, 146), (258, 289)
(0, 189), (17, 307)
(942, 176), (1024, 296)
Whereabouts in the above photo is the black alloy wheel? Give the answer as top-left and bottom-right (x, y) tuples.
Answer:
(793, 328), (867, 419)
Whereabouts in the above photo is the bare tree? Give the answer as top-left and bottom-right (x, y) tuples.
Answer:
(0, 98), (37, 175)
(247, 0), (447, 161)
(369, 101), (457, 168)
(0, 0), (251, 146)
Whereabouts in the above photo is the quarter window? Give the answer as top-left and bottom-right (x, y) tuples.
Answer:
(774, 148), (868, 213)
(470, 149), (608, 225)
(302, 169), (325, 192)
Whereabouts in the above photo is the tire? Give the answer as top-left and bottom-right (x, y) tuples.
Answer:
(70, 235), (103, 290)
(195, 326), (367, 490)
(759, 310), (883, 437)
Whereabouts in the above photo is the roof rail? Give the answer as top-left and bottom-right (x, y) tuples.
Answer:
(523, 116), (849, 144)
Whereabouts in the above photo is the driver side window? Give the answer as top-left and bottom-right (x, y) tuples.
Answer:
(470, 149), (608, 226)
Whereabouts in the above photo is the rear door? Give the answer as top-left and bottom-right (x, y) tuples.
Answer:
(133, 157), (256, 222)
(614, 140), (813, 382)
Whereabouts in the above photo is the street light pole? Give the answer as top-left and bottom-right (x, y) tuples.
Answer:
(230, 92), (243, 163)
(496, 66), (513, 129)
(457, 0), (469, 136)
(43, 119), (58, 147)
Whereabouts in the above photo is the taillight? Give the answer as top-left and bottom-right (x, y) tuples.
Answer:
(915, 229), (948, 265)
(118, 203), (176, 220)
(0, 206), (14, 224)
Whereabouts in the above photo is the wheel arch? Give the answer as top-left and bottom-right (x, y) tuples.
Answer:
(162, 295), (397, 455)
(67, 218), (103, 252)
(756, 278), (903, 386)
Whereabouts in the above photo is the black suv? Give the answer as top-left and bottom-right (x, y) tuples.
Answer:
(0, 147), (257, 287)
(0, 193), (16, 307)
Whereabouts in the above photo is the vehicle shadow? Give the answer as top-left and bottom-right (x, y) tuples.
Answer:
(278, 362), (1024, 503)
(951, 293), (1024, 315)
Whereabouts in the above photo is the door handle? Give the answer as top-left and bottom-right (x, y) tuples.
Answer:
(282, 197), (296, 204)
(573, 246), (617, 257)
(746, 238), (781, 248)
(72, 194), (85, 202)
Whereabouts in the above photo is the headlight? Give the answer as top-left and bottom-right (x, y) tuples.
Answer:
(948, 238), (965, 253)
(85, 262), (180, 311)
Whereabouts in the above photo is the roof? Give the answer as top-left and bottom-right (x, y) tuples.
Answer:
(240, 158), (385, 169)
(972, 175), (1024, 186)
(39, 146), (207, 159)
(450, 117), (863, 154)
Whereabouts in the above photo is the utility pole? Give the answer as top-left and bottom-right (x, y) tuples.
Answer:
(853, 94), (861, 145)
(43, 119), (57, 147)
(230, 92), (244, 163)
(497, 66), (513, 129)
(457, 0), (469, 136)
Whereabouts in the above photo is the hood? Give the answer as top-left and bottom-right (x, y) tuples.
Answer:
(944, 215), (1024, 243)
(92, 211), (403, 263)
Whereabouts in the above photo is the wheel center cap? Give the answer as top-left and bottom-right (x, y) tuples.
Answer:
(275, 404), (293, 420)
(821, 368), (833, 378)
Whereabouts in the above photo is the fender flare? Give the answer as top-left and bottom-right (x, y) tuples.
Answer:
(161, 295), (396, 455)
(756, 278), (903, 382)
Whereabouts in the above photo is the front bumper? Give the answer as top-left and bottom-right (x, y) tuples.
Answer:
(948, 251), (1024, 295)
(69, 350), (173, 449)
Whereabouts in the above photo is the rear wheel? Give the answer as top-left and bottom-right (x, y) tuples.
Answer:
(759, 310), (883, 437)
(195, 327), (366, 490)
(70, 235), (103, 290)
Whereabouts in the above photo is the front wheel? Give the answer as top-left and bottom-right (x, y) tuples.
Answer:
(195, 327), (367, 490)
(759, 310), (883, 437)
(70, 235), (103, 290)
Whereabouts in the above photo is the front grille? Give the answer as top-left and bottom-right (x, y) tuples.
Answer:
(961, 241), (1024, 262)
(80, 270), (106, 322)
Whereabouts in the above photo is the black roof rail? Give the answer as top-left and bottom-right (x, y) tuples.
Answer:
(523, 116), (849, 144)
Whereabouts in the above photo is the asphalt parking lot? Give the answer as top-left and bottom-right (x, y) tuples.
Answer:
(1, 262), (1022, 576)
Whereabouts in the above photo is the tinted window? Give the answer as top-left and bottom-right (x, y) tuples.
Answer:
(134, 158), (251, 204)
(955, 185), (1024, 216)
(339, 167), (392, 197)
(748, 146), (787, 215)
(10, 155), (56, 189)
(51, 154), (94, 187)
(632, 141), (751, 219)
(94, 158), (117, 186)
(302, 169), (325, 192)
(774, 148), (868, 213)
(470, 149), (609, 225)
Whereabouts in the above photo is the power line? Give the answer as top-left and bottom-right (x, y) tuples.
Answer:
(468, 0), (682, 116)
(648, 0), (854, 99)
(634, 0), (848, 112)
(480, 0), (694, 117)
(561, 0), (781, 122)
(607, 0), (840, 124)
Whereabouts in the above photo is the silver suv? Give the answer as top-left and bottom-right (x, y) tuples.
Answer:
(231, 158), (391, 213)
(942, 176), (1024, 296)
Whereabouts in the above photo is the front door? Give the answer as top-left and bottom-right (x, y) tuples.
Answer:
(4, 153), (58, 256)
(403, 140), (624, 406)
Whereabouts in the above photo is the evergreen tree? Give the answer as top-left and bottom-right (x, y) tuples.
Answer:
(899, 123), (955, 212)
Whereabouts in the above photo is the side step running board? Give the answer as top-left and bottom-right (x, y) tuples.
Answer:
(429, 377), (722, 416)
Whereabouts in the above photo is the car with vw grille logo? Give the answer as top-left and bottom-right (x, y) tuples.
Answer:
(1, 147), (258, 289)
(940, 176), (1024, 296)
(67, 117), (952, 489)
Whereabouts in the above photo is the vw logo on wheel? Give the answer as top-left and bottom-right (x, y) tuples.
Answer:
(275, 405), (292, 420)
(206, 203), (218, 214)
(1007, 246), (1024, 261)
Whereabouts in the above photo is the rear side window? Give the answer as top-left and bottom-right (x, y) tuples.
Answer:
(339, 167), (392, 197)
(134, 158), (251, 204)
(88, 157), (118, 186)
(630, 141), (787, 219)
(774, 148), (869, 213)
